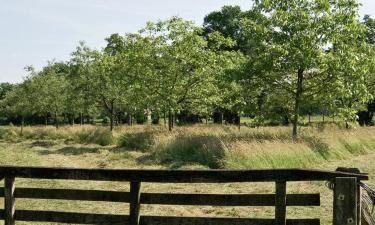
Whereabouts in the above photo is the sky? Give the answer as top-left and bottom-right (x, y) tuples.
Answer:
(0, 0), (374, 84)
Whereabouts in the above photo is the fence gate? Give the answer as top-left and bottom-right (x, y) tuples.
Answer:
(0, 166), (369, 225)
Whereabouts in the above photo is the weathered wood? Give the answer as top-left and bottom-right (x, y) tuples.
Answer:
(357, 183), (362, 225)
(0, 166), (368, 183)
(333, 177), (358, 225)
(4, 177), (15, 225)
(286, 194), (320, 206)
(140, 216), (320, 225)
(336, 167), (362, 225)
(130, 182), (141, 225)
(0, 187), (320, 206)
(275, 181), (287, 225)
(141, 193), (320, 206)
(0, 210), (319, 225)
(0, 187), (130, 202)
(0, 166), (364, 225)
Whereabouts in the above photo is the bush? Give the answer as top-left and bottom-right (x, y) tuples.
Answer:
(75, 127), (113, 146)
(119, 131), (155, 151)
(155, 134), (227, 169)
(22, 127), (66, 140)
(0, 126), (19, 141)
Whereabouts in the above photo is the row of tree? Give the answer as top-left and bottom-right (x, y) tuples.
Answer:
(1, 0), (374, 137)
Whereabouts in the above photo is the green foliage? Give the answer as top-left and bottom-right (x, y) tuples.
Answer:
(0, 7), (374, 134)
(240, 0), (373, 136)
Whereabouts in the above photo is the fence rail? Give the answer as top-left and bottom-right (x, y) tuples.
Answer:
(0, 166), (369, 225)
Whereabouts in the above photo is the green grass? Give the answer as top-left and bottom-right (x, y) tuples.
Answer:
(0, 124), (375, 224)
(3, 123), (375, 169)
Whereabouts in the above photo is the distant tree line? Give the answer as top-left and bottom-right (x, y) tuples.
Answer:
(1, 0), (374, 137)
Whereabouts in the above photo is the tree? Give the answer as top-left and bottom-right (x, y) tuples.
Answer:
(104, 33), (126, 56)
(1, 81), (33, 134)
(88, 34), (148, 131)
(140, 17), (240, 131)
(357, 15), (375, 126)
(29, 62), (68, 129)
(0, 83), (15, 100)
(69, 41), (98, 125)
(203, 5), (245, 51)
(243, 0), (372, 137)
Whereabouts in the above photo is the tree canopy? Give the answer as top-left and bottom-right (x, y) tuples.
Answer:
(1, 1), (374, 137)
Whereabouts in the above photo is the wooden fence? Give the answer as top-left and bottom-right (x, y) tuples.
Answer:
(0, 166), (369, 225)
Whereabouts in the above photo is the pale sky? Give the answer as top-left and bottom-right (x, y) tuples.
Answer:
(0, 0), (374, 84)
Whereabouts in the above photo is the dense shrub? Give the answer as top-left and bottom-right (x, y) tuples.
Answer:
(75, 127), (113, 146)
(119, 131), (155, 151)
(155, 134), (227, 169)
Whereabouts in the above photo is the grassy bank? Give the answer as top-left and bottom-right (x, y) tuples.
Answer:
(1, 124), (375, 169)
(0, 124), (375, 225)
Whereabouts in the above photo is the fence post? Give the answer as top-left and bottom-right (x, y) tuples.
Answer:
(275, 181), (287, 225)
(357, 181), (362, 225)
(129, 182), (141, 225)
(4, 177), (15, 225)
(333, 177), (358, 225)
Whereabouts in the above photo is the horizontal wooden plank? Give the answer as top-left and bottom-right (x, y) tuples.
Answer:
(0, 187), (320, 206)
(141, 193), (320, 206)
(286, 194), (321, 206)
(141, 216), (320, 225)
(0, 166), (368, 182)
(0, 210), (320, 225)
(0, 188), (130, 202)
(13, 210), (127, 224)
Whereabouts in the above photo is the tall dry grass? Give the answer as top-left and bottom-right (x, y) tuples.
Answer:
(1, 123), (375, 169)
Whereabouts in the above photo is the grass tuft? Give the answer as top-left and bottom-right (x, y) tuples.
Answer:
(154, 134), (227, 169)
(119, 131), (155, 151)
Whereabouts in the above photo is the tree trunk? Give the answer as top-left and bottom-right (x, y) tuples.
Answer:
(173, 112), (176, 128)
(45, 116), (48, 126)
(308, 114), (311, 125)
(163, 111), (167, 125)
(54, 112), (59, 129)
(292, 68), (304, 138)
(110, 106), (114, 132)
(238, 116), (241, 131)
(147, 110), (152, 125)
(20, 116), (24, 136)
(80, 113), (83, 125)
(168, 109), (173, 131)
(127, 113), (132, 126)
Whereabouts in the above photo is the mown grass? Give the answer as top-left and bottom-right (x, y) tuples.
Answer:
(0, 124), (375, 224)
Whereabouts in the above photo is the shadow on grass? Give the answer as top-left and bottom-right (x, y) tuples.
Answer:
(39, 146), (100, 156)
(31, 140), (57, 148)
(301, 136), (330, 160)
(339, 139), (368, 155)
(136, 154), (158, 166)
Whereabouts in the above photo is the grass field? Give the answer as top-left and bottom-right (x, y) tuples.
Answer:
(0, 124), (374, 224)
